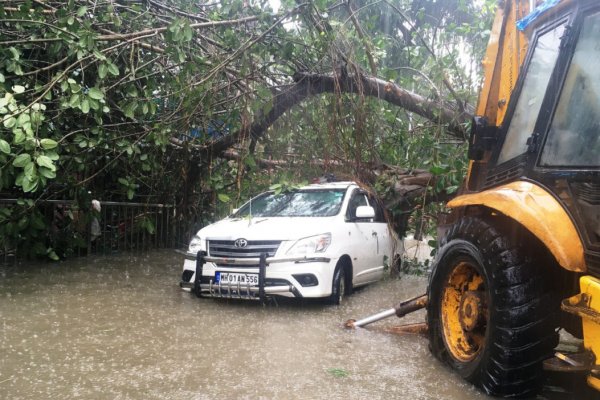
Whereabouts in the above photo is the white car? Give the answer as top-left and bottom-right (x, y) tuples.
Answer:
(179, 181), (401, 303)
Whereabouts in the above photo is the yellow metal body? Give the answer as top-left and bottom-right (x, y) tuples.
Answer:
(448, 181), (586, 272)
(562, 276), (600, 389)
(580, 276), (600, 390)
(476, 0), (531, 125)
(451, 0), (599, 392)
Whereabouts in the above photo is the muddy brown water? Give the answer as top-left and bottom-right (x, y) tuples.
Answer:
(0, 250), (591, 399)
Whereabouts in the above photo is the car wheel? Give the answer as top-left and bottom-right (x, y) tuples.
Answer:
(328, 265), (346, 305)
(427, 217), (558, 398)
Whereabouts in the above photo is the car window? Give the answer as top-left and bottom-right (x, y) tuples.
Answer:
(367, 196), (386, 223)
(346, 192), (369, 220)
(234, 189), (345, 217)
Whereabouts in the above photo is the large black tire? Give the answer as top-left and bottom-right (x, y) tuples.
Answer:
(328, 264), (347, 305)
(427, 217), (559, 398)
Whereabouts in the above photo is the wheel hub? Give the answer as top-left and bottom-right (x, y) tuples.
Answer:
(459, 291), (484, 332)
(440, 261), (488, 362)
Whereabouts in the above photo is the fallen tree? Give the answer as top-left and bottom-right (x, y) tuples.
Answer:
(205, 68), (471, 157)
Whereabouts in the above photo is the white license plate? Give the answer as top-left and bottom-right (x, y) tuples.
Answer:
(215, 272), (259, 285)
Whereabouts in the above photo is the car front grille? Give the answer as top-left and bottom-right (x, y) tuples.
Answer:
(208, 240), (281, 259)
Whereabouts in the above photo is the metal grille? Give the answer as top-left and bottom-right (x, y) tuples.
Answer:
(208, 240), (281, 258)
(572, 182), (600, 205)
(587, 253), (600, 279)
(484, 163), (524, 188)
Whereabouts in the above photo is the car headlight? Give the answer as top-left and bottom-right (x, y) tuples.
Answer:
(188, 235), (205, 254)
(286, 233), (331, 256)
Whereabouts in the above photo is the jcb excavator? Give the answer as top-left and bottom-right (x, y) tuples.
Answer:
(348, 0), (600, 397)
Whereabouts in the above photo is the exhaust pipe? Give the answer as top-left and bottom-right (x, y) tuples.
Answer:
(345, 294), (428, 329)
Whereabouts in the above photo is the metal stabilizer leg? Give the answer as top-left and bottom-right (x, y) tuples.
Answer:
(345, 294), (428, 329)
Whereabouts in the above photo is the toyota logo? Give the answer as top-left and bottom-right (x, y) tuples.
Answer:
(234, 238), (248, 248)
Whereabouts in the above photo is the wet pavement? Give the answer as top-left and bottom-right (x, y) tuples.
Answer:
(0, 250), (593, 399)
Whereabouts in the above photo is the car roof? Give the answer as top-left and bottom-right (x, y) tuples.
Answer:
(299, 181), (356, 190)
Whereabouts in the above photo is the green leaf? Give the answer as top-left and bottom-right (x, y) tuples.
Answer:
(39, 167), (56, 179)
(12, 85), (25, 94)
(40, 138), (58, 150)
(183, 25), (193, 41)
(3, 116), (16, 129)
(14, 128), (25, 143)
(98, 64), (107, 79)
(127, 188), (134, 200)
(327, 368), (349, 378)
(0, 139), (10, 154)
(36, 155), (55, 171)
(9, 47), (19, 60)
(446, 185), (459, 194)
(217, 193), (230, 203)
(81, 99), (90, 114)
(0, 73), (4, 83)
(122, 102), (137, 119)
(77, 6), (87, 17)
(24, 161), (36, 179)
(22, 176), (38, 192)
(118, 177), (128, 186)
(48, 249), (60, 261)
(12, 153), (31, 167)
(429, 165), (447, 175)
(45, 151), (59, 160)
(69, 93), (81, 108)
(88, 87), (104, 100)
(93, 50), (106, 61)
(107, 63), (119, 76)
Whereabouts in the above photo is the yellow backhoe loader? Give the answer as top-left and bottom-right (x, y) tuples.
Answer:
(348, 0), (600, 397)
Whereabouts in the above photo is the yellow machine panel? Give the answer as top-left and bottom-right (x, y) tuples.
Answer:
(476, 1), (531, 125)
(562, 276), (600, 390)
(448, 181), (586, 272)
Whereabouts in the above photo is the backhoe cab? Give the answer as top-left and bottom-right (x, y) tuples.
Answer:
(431, 0), (600, 396)
(348, 1), (600, 398)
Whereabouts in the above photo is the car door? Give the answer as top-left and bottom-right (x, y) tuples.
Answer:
(366, 194), (395, 276)
(344, 190), (383, 285)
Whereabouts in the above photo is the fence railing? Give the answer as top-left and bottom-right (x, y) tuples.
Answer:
(0, 199), (195, 264)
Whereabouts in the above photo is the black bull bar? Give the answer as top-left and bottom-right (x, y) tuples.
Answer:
(179, 251), (330, 301)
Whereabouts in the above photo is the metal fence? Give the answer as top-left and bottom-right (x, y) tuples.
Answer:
(0, 199), (195, 264)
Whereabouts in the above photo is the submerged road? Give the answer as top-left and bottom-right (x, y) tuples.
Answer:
(0, 250), (592, 399)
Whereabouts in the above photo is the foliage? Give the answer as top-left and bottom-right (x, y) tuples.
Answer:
(326, 367), (350, 378)
(269, 177), (307, 195)
(0, 0), (496, 259)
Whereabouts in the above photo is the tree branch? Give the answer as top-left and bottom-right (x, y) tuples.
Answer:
(207, 69), (471, 156)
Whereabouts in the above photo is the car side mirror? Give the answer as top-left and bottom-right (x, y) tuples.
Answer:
(355, 206), (375, 219)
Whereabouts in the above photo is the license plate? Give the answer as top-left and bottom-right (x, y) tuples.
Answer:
(215, 272), (259, 285)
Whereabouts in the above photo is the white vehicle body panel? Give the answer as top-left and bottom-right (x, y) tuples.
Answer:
(180, 182), (401, 300)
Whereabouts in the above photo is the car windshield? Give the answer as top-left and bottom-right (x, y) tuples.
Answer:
(233, 189), (346, 217)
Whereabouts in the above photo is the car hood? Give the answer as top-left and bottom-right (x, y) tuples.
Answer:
(197, 216), (337, 241)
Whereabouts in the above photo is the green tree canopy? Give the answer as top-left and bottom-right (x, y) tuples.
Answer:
(0, 0), (496, 258)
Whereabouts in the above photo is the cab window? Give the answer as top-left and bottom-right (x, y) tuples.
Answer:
(497, 23), (565, 164)
(540, 12), (600, 167)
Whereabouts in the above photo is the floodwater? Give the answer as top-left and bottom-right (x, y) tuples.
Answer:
(0, 250), (592, 399)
